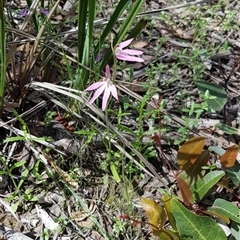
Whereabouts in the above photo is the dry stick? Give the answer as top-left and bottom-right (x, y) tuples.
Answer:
(137, 0), (216, 16)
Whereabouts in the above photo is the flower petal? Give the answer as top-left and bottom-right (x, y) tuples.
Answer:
(109, 84), (118, 100)
(85, 81), (105, 91)
(116, 53), (144, 62)
(118, 38), (134, 49)
(105, 65), (111, 78)
(40, 7), (49, 15)
(89, 84), (106, 104)
(19, 7), (28, 17)
(102, 86), (111, 110)
(120, 49), (143, 56)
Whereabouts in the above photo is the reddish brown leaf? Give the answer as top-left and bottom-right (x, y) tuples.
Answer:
(177, 136), (206, 170)
(176, 176), (192, 206)
(220, 145), (238, 168)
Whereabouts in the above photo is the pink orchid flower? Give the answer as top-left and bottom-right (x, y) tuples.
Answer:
(85, 65), (118, 111)
(115, 38), (144, 62)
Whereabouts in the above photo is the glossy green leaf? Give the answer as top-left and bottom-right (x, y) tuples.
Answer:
(191, 170), (225, 202)
(225, 161), (240, 186)
(195, 81), (227, 111)
(172, 199), (227, 240)
(208, 198), (240, 224)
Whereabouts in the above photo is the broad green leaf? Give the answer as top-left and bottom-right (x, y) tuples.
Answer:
(195, 81), (227, 111)
(172, 199), (227, 240)
(191, 170), (225, 202)
(141, 198), (167, 233)
(215, 123), (239, 135)
(220, 145), (238, 168)
(225, 161), (240, 186)
(162, 194), (177, 231)
(177, 136), (205, 170)
(231, 222), (240, 240)
(176, 176), (192, 206)
(207, 198), (240, 224)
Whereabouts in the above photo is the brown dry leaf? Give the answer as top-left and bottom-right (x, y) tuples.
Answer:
(175, 28), (193, 40)
(131, 40), (148, 49)
(3, 101), (20, 112)
(70, 202), (96, 228)
(176, 176), (192, 206)
(220, 144), (238, 168)
(177, 136), (206, 170)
